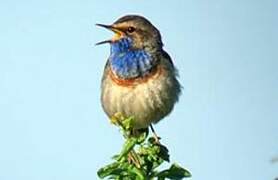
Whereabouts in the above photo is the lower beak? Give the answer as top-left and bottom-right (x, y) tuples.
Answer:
(95, 39), (112, 45)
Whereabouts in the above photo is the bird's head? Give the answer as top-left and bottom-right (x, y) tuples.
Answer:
(96, 15), (163, 52)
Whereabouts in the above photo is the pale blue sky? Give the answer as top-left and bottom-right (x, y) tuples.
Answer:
(0, 0), (277, 179)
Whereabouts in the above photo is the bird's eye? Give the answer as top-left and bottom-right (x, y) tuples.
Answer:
(126, 26), (135, 33)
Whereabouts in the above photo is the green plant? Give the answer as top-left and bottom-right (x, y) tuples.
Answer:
(97, 113), (191, 180)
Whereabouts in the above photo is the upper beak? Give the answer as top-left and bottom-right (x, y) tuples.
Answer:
(95, 23), (113, 30)
(95, 23), (123, 45)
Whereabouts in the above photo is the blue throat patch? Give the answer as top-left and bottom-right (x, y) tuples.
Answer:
(109, 37), (154, 79)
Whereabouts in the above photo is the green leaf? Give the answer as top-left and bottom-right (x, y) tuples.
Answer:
(127, 165), (146, 180)
(97, 162), (121, 178)
(156, 163), (191, 179)
(136, 129), (148, 144)
(148, 137), (156, 145)
(157, 144), (170, 162)
(99, 115), (192, 179)
(122, 116), (134, 130)
(115, 137), (137, 161)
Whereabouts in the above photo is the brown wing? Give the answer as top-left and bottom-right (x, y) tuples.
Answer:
(161, 50), (174, 68)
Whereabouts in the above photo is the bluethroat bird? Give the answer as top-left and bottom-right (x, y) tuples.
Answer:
(96, 15), (181, 133)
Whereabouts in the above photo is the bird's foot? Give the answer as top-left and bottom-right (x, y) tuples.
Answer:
(153, 133), (161, 145)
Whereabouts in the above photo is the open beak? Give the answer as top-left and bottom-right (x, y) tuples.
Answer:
(95, 23), (124, 45)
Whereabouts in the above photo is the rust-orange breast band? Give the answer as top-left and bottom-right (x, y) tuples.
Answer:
(108, 65), (162, 87)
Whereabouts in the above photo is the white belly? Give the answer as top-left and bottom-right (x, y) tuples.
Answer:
(101, 64), (180, 129)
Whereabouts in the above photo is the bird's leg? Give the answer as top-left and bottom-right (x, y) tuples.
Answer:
(150, 124), (161, 144)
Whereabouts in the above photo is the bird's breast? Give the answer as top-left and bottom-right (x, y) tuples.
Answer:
(101, 60), (181, 129)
